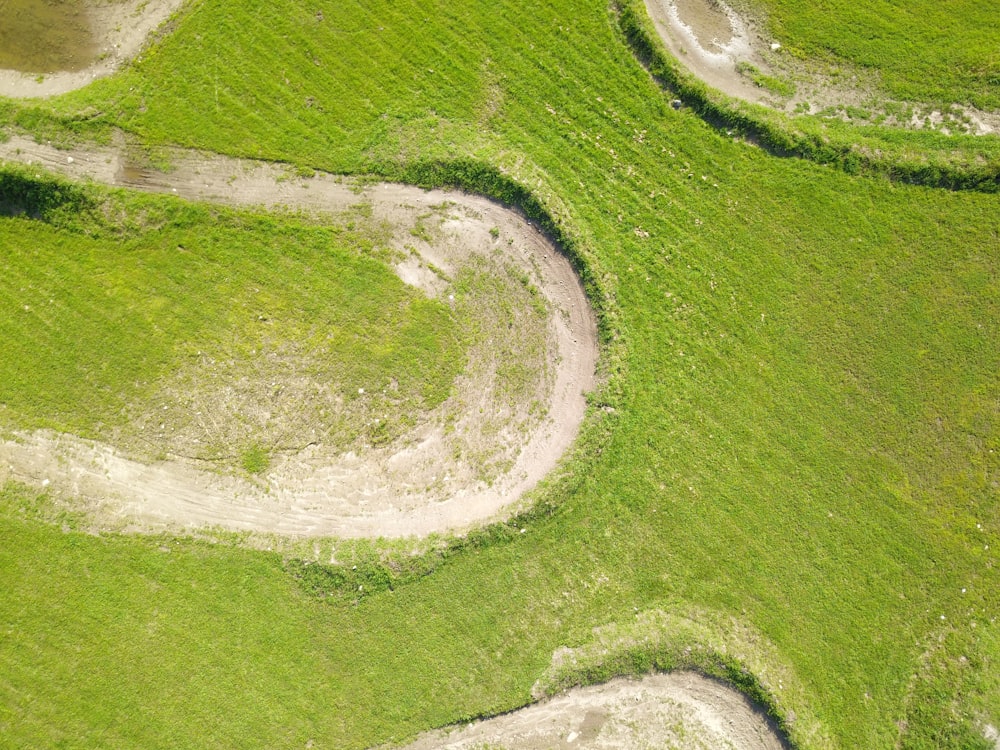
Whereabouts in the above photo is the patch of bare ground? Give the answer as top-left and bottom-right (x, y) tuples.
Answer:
(643, 0), (1000, 135)
(0, 0), (188, 98)
(982, 722), (1000, 750)
(387, 673), (787, 750)
(0, 135), (598, 538)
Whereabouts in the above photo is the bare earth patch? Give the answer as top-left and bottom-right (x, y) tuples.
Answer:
(0, 0), (188, 98)
(644, 0), (1000, 135)
(389, 673), (787, 750)
(0, 135), (598, 538)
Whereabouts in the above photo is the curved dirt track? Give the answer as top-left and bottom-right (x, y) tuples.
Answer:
(645, 0), (766, 105)
(645, 0), (1000, 134)
(0, 0), (188, 99)
(391, 672), (788, 750)
(0, 135), (597, 538)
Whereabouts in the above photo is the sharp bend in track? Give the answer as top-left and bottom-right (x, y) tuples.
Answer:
(393, 673), (789, 750)
(0, 136), (598, 538)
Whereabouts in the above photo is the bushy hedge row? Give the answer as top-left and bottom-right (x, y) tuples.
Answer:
(615, 0), (1000, 193)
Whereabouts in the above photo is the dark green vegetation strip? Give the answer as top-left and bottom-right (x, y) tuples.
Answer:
(617, 0), (1000, 191)
(1, 0), (999, 747)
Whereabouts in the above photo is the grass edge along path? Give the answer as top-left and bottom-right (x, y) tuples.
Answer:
(615, 0), (1000, 192)
(740, 0), (1000, 112)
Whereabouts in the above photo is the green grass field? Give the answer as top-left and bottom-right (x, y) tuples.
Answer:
(1, 0), (998, 747)
(747, 0), (1000, 110)
(0, 177), (464, 470)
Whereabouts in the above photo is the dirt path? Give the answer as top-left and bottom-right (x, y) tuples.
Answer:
(0, 0), (188, 98)
(390, 672), (787, 750)
(644, 0), (999, 135)
(645, 0), (765, 105)
(0, 135), (598, 538)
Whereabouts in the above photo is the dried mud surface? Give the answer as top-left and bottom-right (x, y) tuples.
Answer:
(390, 673), (788, 750)
(0, 135), (598, 538)
(0, 0), (188, 98)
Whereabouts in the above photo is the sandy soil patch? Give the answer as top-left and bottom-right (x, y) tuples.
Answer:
(643, 0), (1000, 135)
(388, 672), (787, 750)
(645, 0), (763, 104)
(0, 0), (188, 98)
(0, 135), (598, 538)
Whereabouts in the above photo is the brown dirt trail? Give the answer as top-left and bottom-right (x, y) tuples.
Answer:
(390, 673), (788, 750)
(0, 135), (598, 538)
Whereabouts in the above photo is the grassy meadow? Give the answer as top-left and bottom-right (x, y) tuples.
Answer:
(1, 0), (998, 748)
(0, 177), (464, 470)
(746, 0), (1000, 110)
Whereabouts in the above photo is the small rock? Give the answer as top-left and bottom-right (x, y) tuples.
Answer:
(671, 99), (682, 110)
(770, 42), (781, 51)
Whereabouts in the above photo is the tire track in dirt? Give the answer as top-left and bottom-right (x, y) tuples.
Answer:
(0, 135), (598, 538)
(3, 6), (794, 746)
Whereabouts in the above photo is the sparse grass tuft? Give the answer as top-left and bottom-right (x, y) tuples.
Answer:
(735, 61), (797, 98)
(239, 444), (269, 475)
